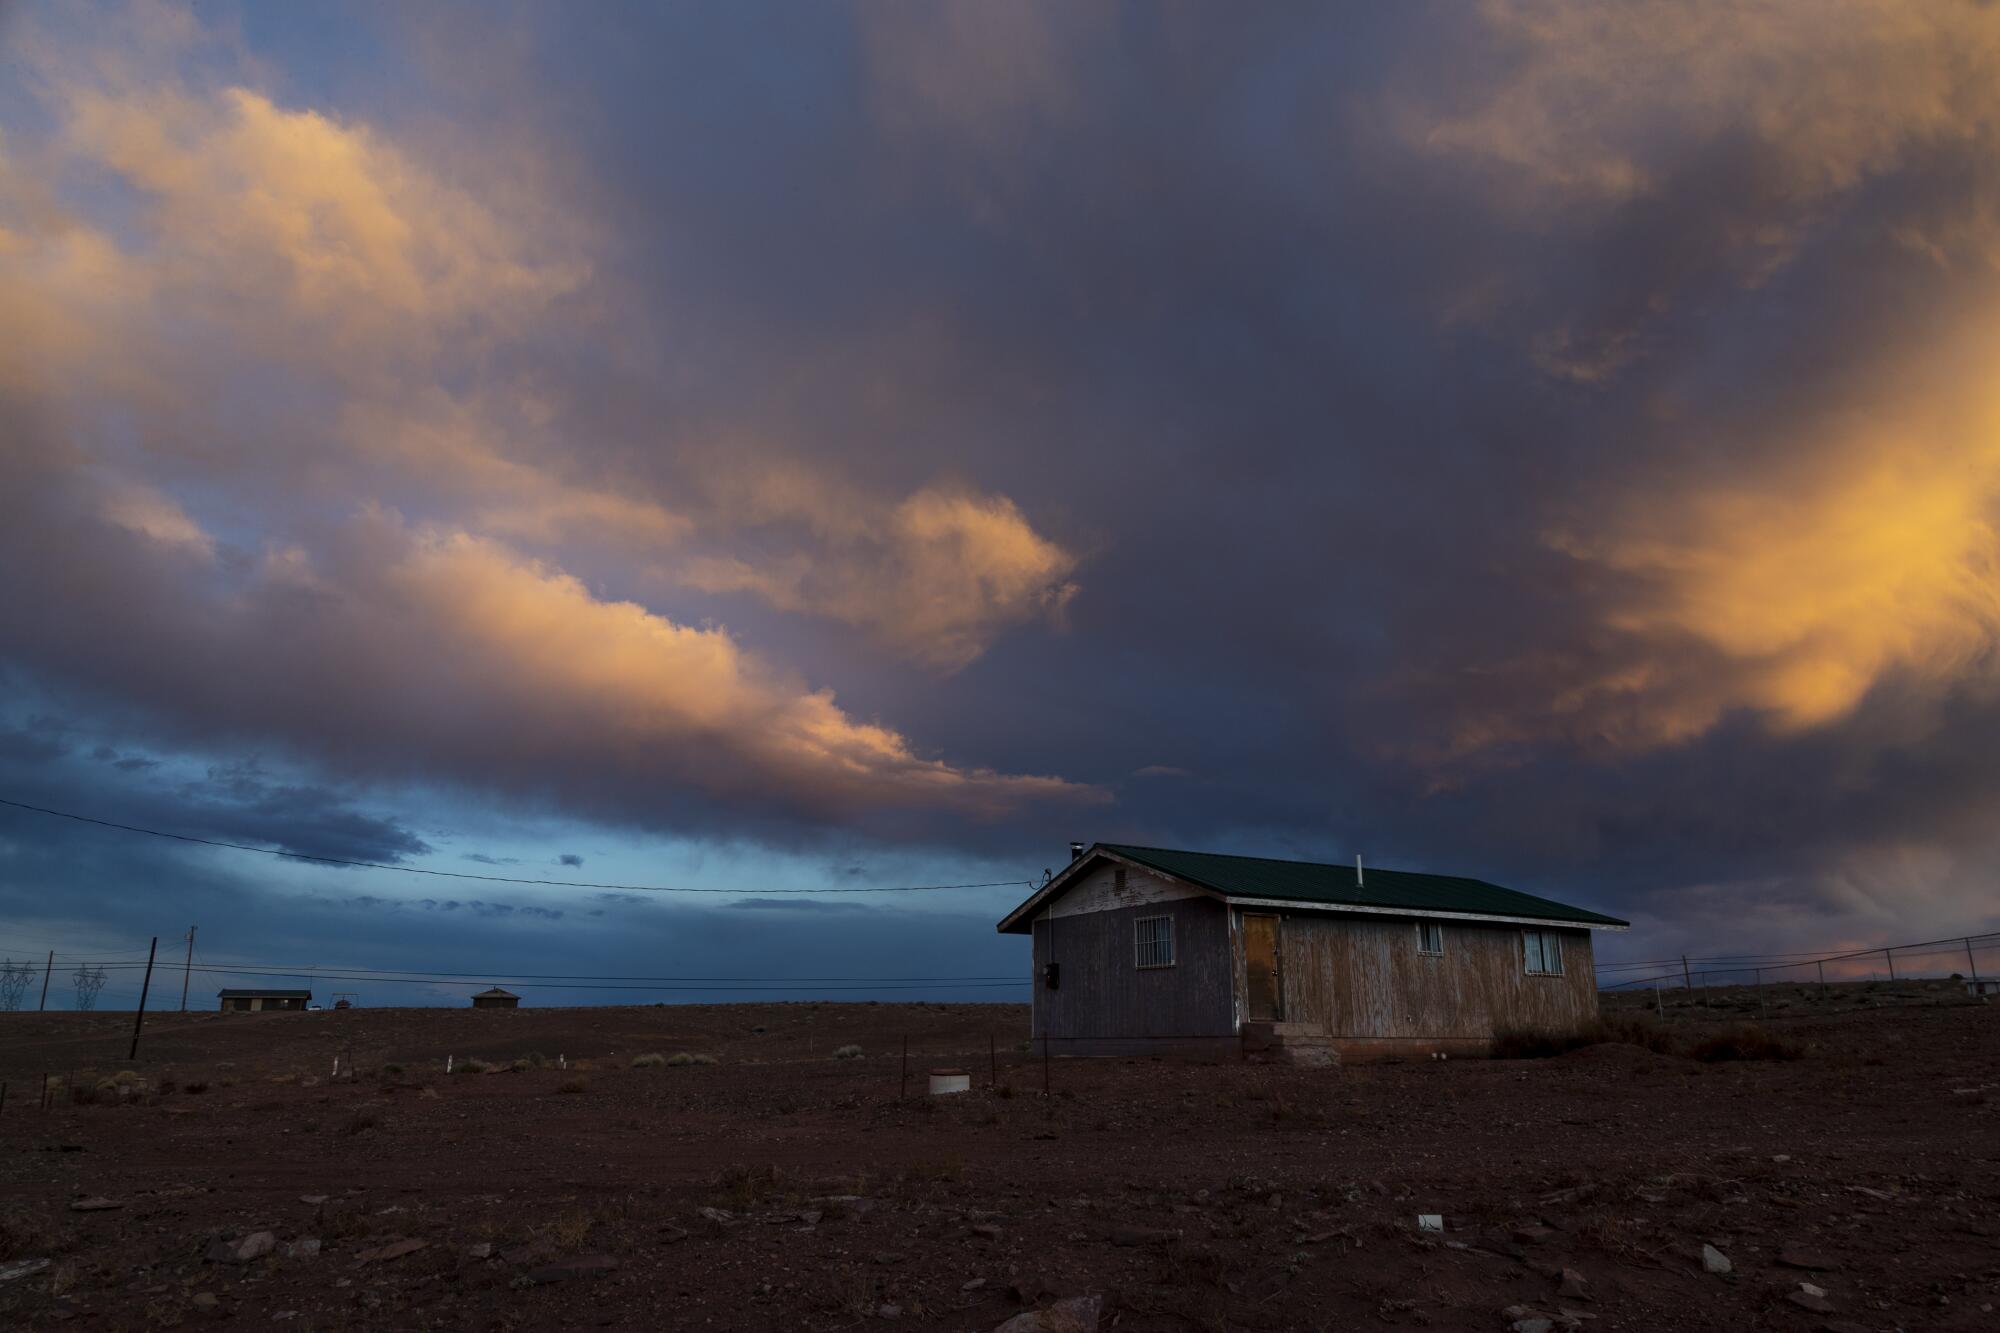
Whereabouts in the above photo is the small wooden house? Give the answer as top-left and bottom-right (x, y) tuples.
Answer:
(217, 988), (312, 1012)
(470, 986), (521, 1009)
(997, 843), (1627, 1062)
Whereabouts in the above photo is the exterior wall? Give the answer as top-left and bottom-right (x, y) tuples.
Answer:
(472, 997), (519, 1008)
(1031, 897), (1234, 1051)
(1265, 911), (1598, 1049)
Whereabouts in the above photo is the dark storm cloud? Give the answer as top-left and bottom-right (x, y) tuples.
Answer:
(557, 854), (584, 867)
(4, 0), (2000, 976)
(725, 897), (869, 914)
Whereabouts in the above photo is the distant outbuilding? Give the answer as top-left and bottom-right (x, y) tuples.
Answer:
(471, 986), (521, 1009)
(1967, 978), (1999, 999)
(218, 988), (311, 1012)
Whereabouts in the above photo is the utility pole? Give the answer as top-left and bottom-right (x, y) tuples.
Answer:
(1966, 938), (1980, 985)
(179, 926), (196, 1012)
(37, 950), (52, 1011)
(128, 937), (157, 1061)
(1681, 955), (1692, 990)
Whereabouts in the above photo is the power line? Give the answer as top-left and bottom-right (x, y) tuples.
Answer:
(0, 796), (1030, 895)
(30, 961), (1026, 984)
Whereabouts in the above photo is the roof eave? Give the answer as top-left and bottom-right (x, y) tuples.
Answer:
(1219, 895), (1628, 931)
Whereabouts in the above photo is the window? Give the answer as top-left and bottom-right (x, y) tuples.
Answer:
(1416, 921), (1444, 956)
(1523, 930), (1565, 976)
(1135, 915), (1175, 968)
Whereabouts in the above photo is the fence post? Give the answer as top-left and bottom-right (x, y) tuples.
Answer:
(1654, 982), (1664, 1019)
(1967, 938), (1980, 985)
(1884, 948), (1895, 981)
(128, 936), (158, 1061)
(1681, 955), (1692, 991)
(1817, 959), (1826, 998)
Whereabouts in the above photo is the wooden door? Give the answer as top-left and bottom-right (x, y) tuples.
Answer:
(1244, 914), (1283, 1021)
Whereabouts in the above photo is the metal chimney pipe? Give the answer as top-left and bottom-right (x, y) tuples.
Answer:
(1068, 841), (1085, 862)
(1355, 854), (1364, 886)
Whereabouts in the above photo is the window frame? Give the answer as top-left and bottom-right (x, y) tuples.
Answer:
(1416, 920), (1444, 956)
(1134, 914), (1176, 969)
(1522, 929), (1565, 976)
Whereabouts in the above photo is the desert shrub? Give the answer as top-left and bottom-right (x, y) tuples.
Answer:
(833, 1045), (864, 1060)
(713, 1163), (787, 1209)
(1489, 1025), (1585, 1059)
(542, 1210), (592, 1251)
(269, 1072), (298, 1085)
(344, 1105), (381, 1134)
(454, 1058), (498, 1076)
(382, 1063), (405, 1077)
(632, 1053), (668, 1069)
(556, 1077), (588, 1094)
(1591, 1013), (1680, 1054)
(1689, 1023), (1803, 1063)
(668, 1052), (717, 1067)
(182, 1080), (209, 1095)
(1491, 1014), (1680, 1059)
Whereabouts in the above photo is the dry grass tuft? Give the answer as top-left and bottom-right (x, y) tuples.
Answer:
(832, 1045), (864, 1060)
(556, 1077), (588, 1095)
(631, 1053), (668, 1069)
(1689, 1023), (1804, 1063)
(1492, 1014), (1803, 1062)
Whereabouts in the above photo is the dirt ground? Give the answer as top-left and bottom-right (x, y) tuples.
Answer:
(0, 984), (1995, 1332)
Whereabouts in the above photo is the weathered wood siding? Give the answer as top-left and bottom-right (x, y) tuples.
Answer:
(1047, 860), (1206, 919)
(1269, 913), (1598, 1040)
(1031, 897), (1234, 1041)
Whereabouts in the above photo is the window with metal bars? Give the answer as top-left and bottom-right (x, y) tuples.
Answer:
(1134, 915), (1175, 968)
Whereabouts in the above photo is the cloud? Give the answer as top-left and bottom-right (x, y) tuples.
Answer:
(725, 897), (869, 913)
(1374, 1), (2000, 761)
(557, 853), (584, 867)
(681, 478), (1079, 670)
(1414, 0), (2000, 217)
(0, 8), (1098, 843)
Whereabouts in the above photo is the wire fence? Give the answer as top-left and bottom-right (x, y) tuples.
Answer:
(1595, 929), (1998, 999)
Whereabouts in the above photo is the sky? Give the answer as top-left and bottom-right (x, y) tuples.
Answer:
(4, 0), (2000, 1008)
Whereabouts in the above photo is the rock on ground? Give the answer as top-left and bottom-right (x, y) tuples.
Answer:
(994, 1294), (1102, 1333)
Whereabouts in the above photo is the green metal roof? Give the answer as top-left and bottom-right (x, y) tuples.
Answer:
(1097, 844), (1628, 928)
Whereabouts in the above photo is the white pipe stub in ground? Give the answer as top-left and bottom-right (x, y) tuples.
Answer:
(928, 1069), (970, 1095)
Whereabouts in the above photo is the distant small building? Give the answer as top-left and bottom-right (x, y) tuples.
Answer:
(1967, 978), (1999, 998)
(470, 986), (520, 1009)
(217, 988), (311, 1012)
